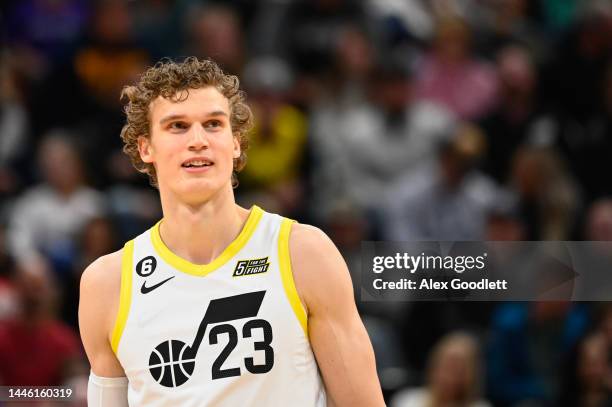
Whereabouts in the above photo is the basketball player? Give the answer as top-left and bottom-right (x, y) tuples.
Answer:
(79, 57), (385, 406)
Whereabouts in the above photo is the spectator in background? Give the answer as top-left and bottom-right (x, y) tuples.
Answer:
(585, 199), (612, 241)
(558, 333), (612, 407)
(383, 123), (502, 241)
(104, 114), (162, 242)
(104, 152), (162, 242)
(7, 132), (105, 275)
(62, 217), (119, 328)
(311, 22), (376, 112)
(415, 16), (499, 121)
(310, 55), (455, 224)
(321, 200), (370, 295)
(487, 300), (590, 406)
(130, 0), (185, 60)
(386, 126), (508, 377)
(283, 0), (370, 78)
(574, 199), (612, 301)
(3, 0), (89, 78)
(29, 0), (150, 187)
(485, 204), (526, 242)
(72, 218), (118, 279)
(0, 49), (29, 201)
(186, 4), (245, 75)
(0, 267), (83, 386)
(237, 57), (308, 217)
(391, 332), (491, 407)
(71, 0), (148, 109)
(282, 0), (371, 110)
(246, 0), (292, 57)
(323, 24), (376, 109)
(552, 60), (612, 204)
(511, 146), (580, 240)
(479, 44), (550, 184)
(544, 1), (612, 119)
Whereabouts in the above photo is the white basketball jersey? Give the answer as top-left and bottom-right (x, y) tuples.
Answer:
(110, 206), (326, 407)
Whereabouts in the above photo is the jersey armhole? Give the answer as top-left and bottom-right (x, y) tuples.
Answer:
(278, 218), (309, 337)
(110, 240), (134, 355)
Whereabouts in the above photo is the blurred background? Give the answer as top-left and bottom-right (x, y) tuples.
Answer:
(1, 0), (612, 406)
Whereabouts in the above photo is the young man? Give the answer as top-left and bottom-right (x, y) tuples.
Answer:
(79, 57), (385, 406)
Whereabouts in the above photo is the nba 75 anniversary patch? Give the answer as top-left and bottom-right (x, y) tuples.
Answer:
(233, 257), (270, 277)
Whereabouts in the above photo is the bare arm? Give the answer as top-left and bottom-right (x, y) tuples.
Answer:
(290, 224), (385, 407)
(78, 250), (126, 377)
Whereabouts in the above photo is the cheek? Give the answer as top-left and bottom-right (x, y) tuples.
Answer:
(219, 144), (237, 169)
(152, 139), (183, 166)
(214, 135), (238, 158)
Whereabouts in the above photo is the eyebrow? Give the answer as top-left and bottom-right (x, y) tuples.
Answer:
(159, 111), (229, 125)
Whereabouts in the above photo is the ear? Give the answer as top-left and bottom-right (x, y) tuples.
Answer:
(138, 136), (154, 163)
(232, 135), (241, 159)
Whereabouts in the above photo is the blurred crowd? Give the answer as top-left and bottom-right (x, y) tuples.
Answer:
(1, 0), (612, 406)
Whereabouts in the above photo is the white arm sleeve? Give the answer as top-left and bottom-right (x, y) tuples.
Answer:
(87, 371), (129, 407)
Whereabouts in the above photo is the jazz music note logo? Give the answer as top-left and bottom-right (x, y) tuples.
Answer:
(148, 291), (269, 387)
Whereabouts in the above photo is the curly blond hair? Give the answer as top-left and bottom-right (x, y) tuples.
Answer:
(120, 57), (252, 187)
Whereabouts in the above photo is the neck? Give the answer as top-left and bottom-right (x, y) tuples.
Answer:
(157, 184), (250, 265)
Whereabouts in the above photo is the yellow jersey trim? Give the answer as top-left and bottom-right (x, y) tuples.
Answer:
(150, 206), (264, 277)
(278, 218), (308, 336)
(111, 240), (134, 354)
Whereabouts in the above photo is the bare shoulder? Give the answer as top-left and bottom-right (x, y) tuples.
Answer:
(288, 223), (335, 254)
(79, 248), (127, 376)
(80, 249), (124, 301)
(288, 223), (340, 273)
(288, 223), (354, 313)
(79, 249), (124, 338)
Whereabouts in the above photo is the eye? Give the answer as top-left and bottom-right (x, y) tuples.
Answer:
(204, 119), (222, 129)
(168, 121), (189, 131)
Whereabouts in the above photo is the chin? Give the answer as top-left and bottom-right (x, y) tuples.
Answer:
(174, 177), (230, 202)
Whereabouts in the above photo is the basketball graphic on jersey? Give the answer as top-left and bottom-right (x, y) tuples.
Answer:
(149, 339), (195, 387)
(147, 291), (269, 388)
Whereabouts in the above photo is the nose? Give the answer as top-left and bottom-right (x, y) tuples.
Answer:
(188, 123), (209, 151)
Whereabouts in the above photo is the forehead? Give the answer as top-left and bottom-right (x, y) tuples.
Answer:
(149, 86), (230, 122)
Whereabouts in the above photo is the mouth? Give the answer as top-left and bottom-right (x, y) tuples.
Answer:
(181, 157), (215, 174)
(181, 158), (214, 169)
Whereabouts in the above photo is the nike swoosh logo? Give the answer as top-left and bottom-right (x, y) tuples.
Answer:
(141, 276), (175, 294)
